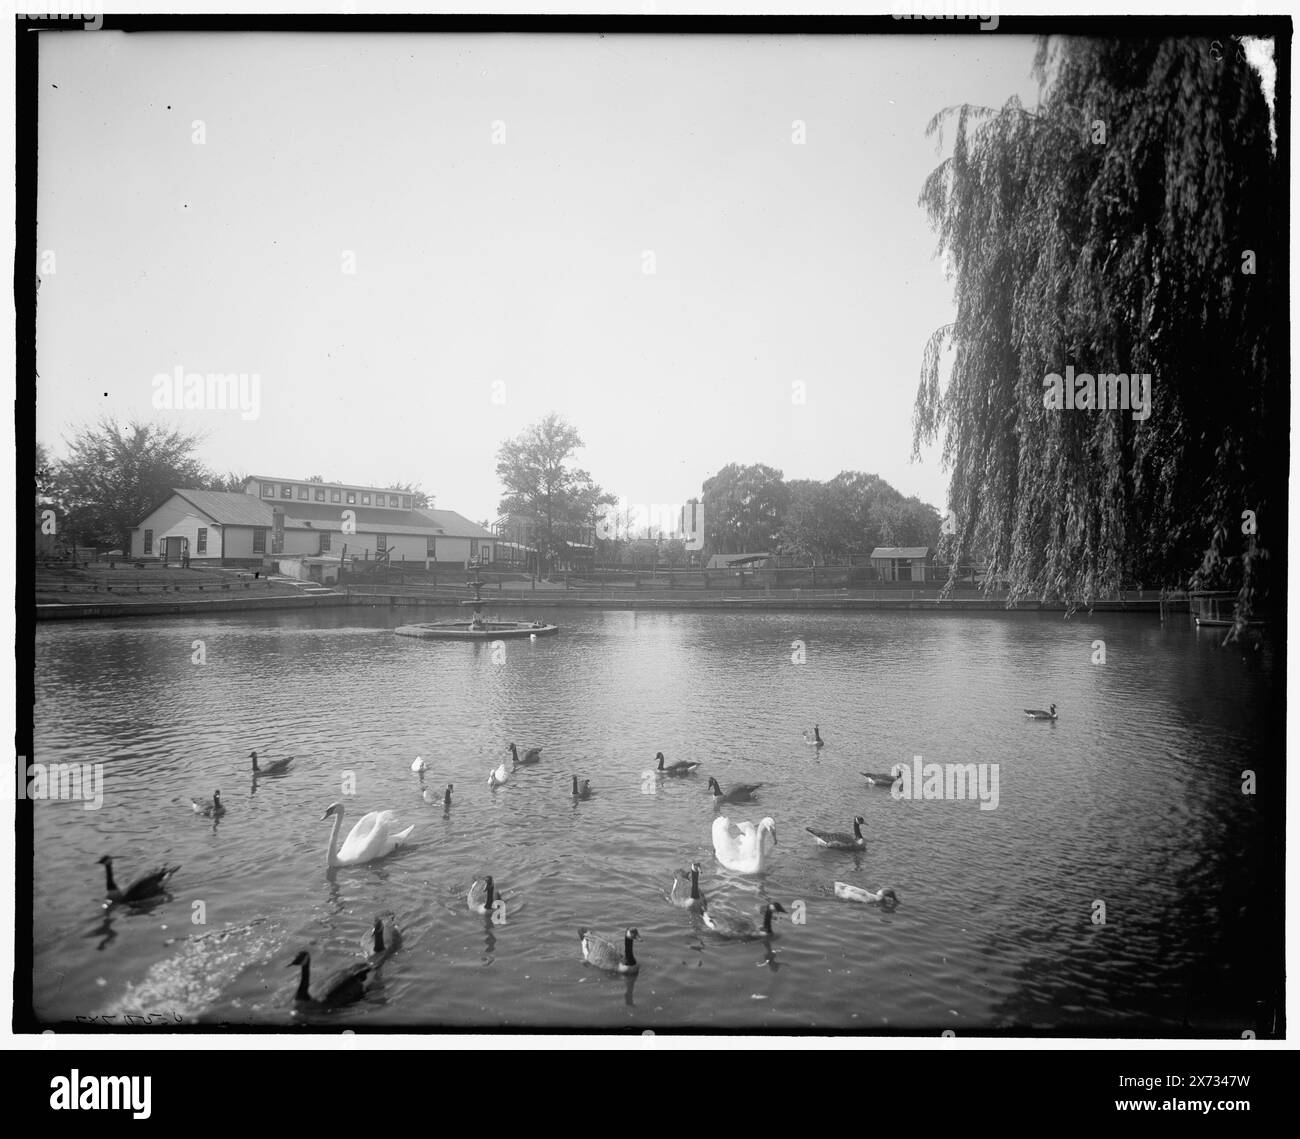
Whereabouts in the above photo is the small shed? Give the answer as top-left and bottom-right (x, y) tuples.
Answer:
(869, 546), (932, 582)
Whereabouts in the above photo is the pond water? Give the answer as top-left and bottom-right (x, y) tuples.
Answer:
(30, 606), (1281, 1034)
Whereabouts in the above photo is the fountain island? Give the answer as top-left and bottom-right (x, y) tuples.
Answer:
(393, 575), (559, 640)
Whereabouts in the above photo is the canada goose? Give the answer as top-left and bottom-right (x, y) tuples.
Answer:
(701, 900), (787, 939)
(571, 775), (593, 800)
(191, 790), (226, 818)
(1024, 704), (1058, 720)
(656, 752), (700, 776)
(707, 777), (763, 804)
(364, 912), (401, 965)
(423, 783), (453, 807)
(249, 751), (293, 775)
(861, 771), (900, 787)
(96, 856), (179, 905)
(806, 816), (867, 850)
(509, 743), (542, 766)
(712, 816), (778, 874)
(320, 803), (414, 867)
(578, 927), (640, 974)
(803, 725), (825, 748)
(468, 875), (506, 917)
(669, 862), (706, 910)
(287, 950), (372, 1009)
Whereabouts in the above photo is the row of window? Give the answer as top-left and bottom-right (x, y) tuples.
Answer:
(259, 482), (412, 510)
(144, 529), (479, 559)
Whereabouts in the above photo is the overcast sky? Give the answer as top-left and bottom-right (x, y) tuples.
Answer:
(37, 31), (1042, 526)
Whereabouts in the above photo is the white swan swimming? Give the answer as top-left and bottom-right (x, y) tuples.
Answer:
(411, 756), (427, 772)
(712, 815), (778, 874)
(488, 762), (510, 788)
(320, 803), (414, 867)
(834, 882), (899, 905)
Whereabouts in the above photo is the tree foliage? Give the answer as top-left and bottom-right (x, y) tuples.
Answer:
(913, 37), (1283, 615)
(702, 463), (790, 554)
(496, 413), (614, 574)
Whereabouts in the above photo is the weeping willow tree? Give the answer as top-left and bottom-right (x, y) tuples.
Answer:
(914, 37), (1284, 622)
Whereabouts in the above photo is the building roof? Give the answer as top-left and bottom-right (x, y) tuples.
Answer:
(706, 552), (772, 569)
(869, 546), (931, 559)
(247, 474), (421, 500)
(172, 490), (275, 527)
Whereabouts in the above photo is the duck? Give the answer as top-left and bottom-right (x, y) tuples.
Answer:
(287, 950), (373, 1010)
(803, 725), (826, 748)
(320, 803), (414, 867)
(96, 856), (180, 905)
(701, 899), (786, 940)
(806, 816), (867, 850)
(578, 927), (640, 974)
(571, 775), (593, 800)
(861, 771), (900, 787)
(363, 912), (401, 965)
(423, 783), (453, 807)
(487, 762), (510, 789)
(410, 756), (427, 773)
(669, 862), (705, 910)
(467, 875), (500, 916)
(1024, 704), (1058, 720)
(707, 777), (763, 805)
(834, 882), (899, 905)
(508, 742), (542, 767)
(250, 751), (293, 775)
(712, 815), (778, 874)
(191, 790), (226, 818)
(656, 751), (700, 777)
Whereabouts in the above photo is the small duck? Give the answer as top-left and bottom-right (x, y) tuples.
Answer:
(834, 882), (899, 905)
(656, 752), (700, 777)
(191, 790), (226, 818)
(467, 875), (498, 916)
(669, 862), (706, 911)
(410, 756), (427, 772)
(578, 927), (641, 974)
(803, 725), (826, 748)
(571, 775), (593, 800)
(861, 771), (900, 787)
(96, 856), (179, 905)
(707, 777), (763, 805)
(364, 912), (401, 966)
(701, 899), (786, 940)
(287, 950), (372, 1010)
(249, 751), (293, 775)
(806, 815), (867, 850)
(1024, 704), (1058, 720)
(509, 742), (542, 767)
(423, 783), (453, 807)
(488, 762), (510, 789)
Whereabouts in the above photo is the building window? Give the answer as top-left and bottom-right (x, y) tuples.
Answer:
(261, 483), (274, 498)
(281, 485), (293, 498)
(346, 491), (356, 505)
(331, 489), (341, 503)
(315, 488), (326, 502)
(298, 486), (309, 500)
(389, 495), (399, 507)
(143, 529), (153, 554)
(470, 540), (479, 560)
(253, 529), (267, 553)
(426, 537), (437, 557)
(402, 496), (412, 510)
(320, 531), (331, 552)
(197, 528), (208, 555)
(361, 494), (371, 506)
(377, 534), (387, 553)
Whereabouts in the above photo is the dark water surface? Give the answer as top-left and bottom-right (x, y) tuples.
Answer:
(31, 606), (1279, 1033)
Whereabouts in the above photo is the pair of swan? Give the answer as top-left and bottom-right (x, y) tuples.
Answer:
(807, 816), (867, 850)
(1024, 704), (1058, 720)
(834, 882), (899, 905)
(289, 912), (402, 1010)
(707, 777), (763, 805)
(96, 856), (180, 905)
(191, 790), (225, 818)
(669, 863), (705, 911)
(579, 927), (640, 974)
(712, 815), (778, 874)
(803, 725), (825, 748)
(321, 803), (414, 867)
(250, 751), (293, 776)
(701, 899), (786, 940)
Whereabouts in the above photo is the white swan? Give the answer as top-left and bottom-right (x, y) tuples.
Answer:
(712, 815), (778, 874)
(487, 762), (510, 788)
(834, 882), (899, 905)
(411, 756), (427, 772)
(320, 802), (414, 867)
